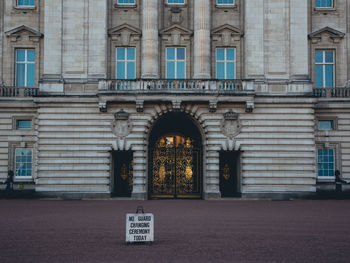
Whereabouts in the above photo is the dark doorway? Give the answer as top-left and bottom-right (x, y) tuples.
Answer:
(149, 112), (202, 199)
(219, 151), (241, 197)
(112, 151), (133, 197)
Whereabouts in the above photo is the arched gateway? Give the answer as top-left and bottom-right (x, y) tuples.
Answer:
(148, 112), (203, 199)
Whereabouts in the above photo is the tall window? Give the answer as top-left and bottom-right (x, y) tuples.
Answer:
(17, 0), (35, 6)
(15, 148), (33, 178)
(117, 0), (135, 4)
(315, 50), (334, 88)
(167, 0), (185, 4)
(216, 48), (235, 80)
(217, 0), (234, 5)
(166, 48), (186, 79)
(317, 148), (335, 177)
(116, 48), (136, 79)
(316, 0), (333, 8)
(16, 49), (35, 87)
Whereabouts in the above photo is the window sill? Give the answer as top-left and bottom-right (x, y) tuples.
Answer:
(313, 7), (337, 14)
(317, 176), (335, 183)
(114, 4), (137, 9)
(14, 5), (36, 10)
(215, 4), (237, 9)
(14, 177), (33, 183)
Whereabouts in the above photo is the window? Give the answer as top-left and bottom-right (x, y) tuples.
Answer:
(318, 120), (334, 131)
(166, 47), (186, 79)
(167, 0), (185, 4)
(116, 48), (136, 79)
(15, 148), (33, 178)
(16, 49), (35, 87)
(16, 120), (32, 130)
(217, 0), (234, 5)
(17, 0), (35, 6)
(315, 50), (334, 88)
(316, 0), (333, 8)
(117, 0), (135, 4)
(216, 48), (235, 80)
(317, 148), (335, 177)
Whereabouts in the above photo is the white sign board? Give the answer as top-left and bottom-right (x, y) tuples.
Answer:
(126, 213), (154, 243)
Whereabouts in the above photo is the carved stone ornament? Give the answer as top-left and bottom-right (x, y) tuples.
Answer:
(221, 110), (241, 139)
(112, 110), (132, 138)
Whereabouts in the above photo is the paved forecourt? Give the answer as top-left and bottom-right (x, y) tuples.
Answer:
(0, 200), (349, 263)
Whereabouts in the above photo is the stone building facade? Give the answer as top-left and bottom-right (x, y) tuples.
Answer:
(0, 0), (349, 199)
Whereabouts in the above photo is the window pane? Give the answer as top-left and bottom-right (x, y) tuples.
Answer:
(17, 120), (32, 129)
(117, 62), (125, 79)
(27, 64), (35, 87)
(118, 0), (135, 3)
(315, 51), (323, 63)
(325, 51), (334, 63)
(167, 62), (175, 79)
(177, 48), (185, 60)
(127, 62), (135, 79)
(226, 62), (235, 79)
(318, 120), (333, 130)
(127, 48), (135, 60)
(16, 50), (25, 62)
(117, 48), (125, 60)
(177, 62), (185, 79)
(167, 48), (175, 60)
(216, 62), (225, 79)
(16, 64), (25, 87)
(168, 0), (185, 3)
(226, 49), (235, 60)
(325, 65), (334, 87)
(315, 65), (323, 88)
(27, 50), (35, 62)
(216, 49), (225, 61)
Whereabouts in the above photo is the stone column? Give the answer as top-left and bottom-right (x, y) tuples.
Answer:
(193, 0), (211, 79)
(141, 0), (159, 78)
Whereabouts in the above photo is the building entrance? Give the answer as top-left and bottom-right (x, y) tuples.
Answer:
(149, 113), (202, 199)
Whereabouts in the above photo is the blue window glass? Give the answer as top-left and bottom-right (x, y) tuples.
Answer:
(166, 47), (186, 79)
(16, 49), (35, 87)
(318, 148), (335, 177)
(315, 50), (334, 88)
(117, 0), (135, 4)
(217, 0), (234, 5)
(216, 48), (236, 80)
(316, 0), (333, 8)
(318, 120), (333, 130)
(17, 120), (32, 130)
(116, 48), (136, 79)
(18, 0), (35, 6)
(15, 148), (33, 177)
(167, 0), (185, 4)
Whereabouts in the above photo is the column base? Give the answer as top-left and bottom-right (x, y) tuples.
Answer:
(203, 192), (221, 200)
(131, 192), (148, 200)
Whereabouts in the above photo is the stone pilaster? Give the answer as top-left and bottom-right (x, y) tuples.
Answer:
(141, 0), (159, 79)
(193, 0), (211, 79)
(43, 0), (62, 79)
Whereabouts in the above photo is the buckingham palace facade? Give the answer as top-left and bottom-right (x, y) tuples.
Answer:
(0, 0), (350, 199)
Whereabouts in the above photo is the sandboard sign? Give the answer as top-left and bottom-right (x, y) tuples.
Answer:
(126, 206), (154, 244)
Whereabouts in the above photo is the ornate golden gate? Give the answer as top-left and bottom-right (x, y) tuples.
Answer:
(150, 134), (201, 199)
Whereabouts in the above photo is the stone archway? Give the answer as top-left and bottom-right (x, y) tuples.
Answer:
(148, 112), (203, 199)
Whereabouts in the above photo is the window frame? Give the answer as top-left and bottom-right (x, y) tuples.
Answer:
(316, 143), (340, 181)
(14, 147), (33, 179)
(115, 47), (136, 80)
(315, 50), (335, 88)
(167, 0), (185, 5)
(315, 0), (334, 9)
(166, 47), (186, 79)
(216, 48), (236, 80)
(216, 0), (235, 6)
(116, 0), (136, 6)
(15, 48), (36, 87)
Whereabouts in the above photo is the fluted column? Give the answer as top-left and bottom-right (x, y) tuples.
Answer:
(193, 0), (211, 79)
(141, 0), (159, 78)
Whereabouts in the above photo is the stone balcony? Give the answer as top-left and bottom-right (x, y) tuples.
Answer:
(0, 86), (39, 97)
(97, 79), (256, 112)
(313, 87), (350, 98)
